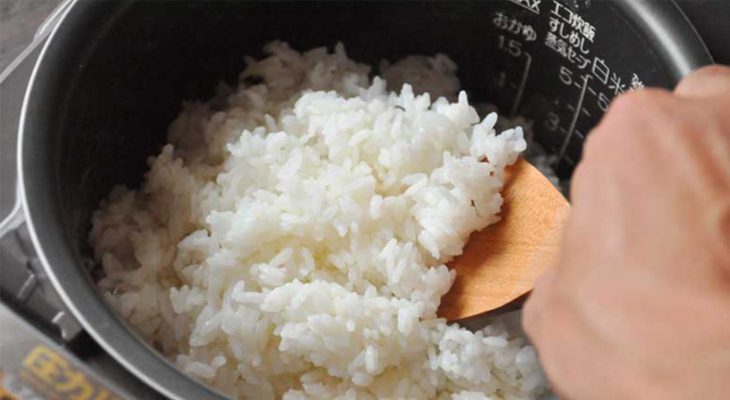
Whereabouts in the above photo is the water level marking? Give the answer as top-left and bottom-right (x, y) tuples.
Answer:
(510, 52), (533, 117)
(17, 274), (38, 302)
(557, 73), (591, 164)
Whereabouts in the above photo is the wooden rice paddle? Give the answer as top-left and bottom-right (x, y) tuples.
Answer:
(438, 158), (570, 321)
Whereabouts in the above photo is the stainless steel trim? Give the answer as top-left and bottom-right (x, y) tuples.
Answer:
(16, 1), (226, 399)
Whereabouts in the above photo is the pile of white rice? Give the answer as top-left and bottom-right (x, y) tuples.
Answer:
(89, 42), (547, 399)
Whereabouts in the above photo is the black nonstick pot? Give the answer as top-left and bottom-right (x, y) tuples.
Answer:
(11, 0), (712, 398)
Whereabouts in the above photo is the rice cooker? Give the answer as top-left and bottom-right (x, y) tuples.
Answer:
(3, 0), (714, 398)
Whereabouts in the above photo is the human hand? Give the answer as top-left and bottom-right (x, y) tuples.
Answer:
(523, 65), (730, 400)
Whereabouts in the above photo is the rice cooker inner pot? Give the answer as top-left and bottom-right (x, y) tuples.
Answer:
(19, 1), (711, 399)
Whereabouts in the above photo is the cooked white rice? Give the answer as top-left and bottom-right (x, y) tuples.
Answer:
(89, 42), (547, 399)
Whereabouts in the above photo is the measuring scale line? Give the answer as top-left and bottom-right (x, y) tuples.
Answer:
(509, 53), (532, 118)
(556, 73), (591, 164)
